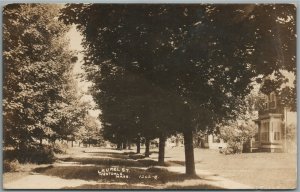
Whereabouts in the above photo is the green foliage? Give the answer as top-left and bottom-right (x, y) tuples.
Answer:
(286, 123), (296, 141)
(75, 115), (104, 146)
(220, 122), (257, 154)
(60, 4), (296, 173)
(284, 123), (296, 153)
(219, 141), (244, 155)
(60, 4), (295, 134)
(4, 144), (56, 164)
(53, 143), (68, 154)
(3, 4), (89, 162)
(260, 72), (296, 111)
(3, 159), (20, 172)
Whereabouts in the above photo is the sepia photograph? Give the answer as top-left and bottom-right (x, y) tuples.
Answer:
(2, 3), (297, 190)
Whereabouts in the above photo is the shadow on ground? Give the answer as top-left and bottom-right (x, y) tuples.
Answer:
(33, 149), (223, 189)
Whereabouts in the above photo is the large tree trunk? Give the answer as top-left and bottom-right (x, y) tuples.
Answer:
(122, 142), (127, 149)
(145, 137), (150, 157)
(136, 136), (141, 153)
(117, 142), (122, 150)
(183, 129), (196, 176)
(158, 134), (166, 165)
(40, 138), (42, 145)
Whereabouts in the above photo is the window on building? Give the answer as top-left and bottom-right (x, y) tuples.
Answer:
(261, 121), (269, 142)
(274, 132), (281, 140)
(273, 121), (281, 141)
(264, 102), (269, 110)
(263, 95), (269, 110)
(269, 92), (276, 109)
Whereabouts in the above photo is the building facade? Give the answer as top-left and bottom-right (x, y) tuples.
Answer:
(253, 91), (296, 152)
(201, 134), (227, 150)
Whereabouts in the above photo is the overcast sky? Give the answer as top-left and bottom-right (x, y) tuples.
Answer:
(66, 25), (101, 119)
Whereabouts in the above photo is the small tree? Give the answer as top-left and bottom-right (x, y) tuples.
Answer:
(220, 121), (257, 154)
(75, 114), (103, 147)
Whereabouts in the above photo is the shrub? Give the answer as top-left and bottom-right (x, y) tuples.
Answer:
(285, 123), (296, 153)
(220, 141), (243, 154)
(26, 145), (56, 164)
(4, 144), (56, 164)
(3, 159), (20, 172)
(220, 121), (256, 154)
(53, 143), (68, 154)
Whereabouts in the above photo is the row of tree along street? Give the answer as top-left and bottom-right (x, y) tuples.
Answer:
(3, 4), (296, 176)
(3, 4), (103, 164)
(60, 4), (296, 176)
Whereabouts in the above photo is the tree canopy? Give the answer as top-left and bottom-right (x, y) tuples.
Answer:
(60, 4), (296, 175)
(3, 4), (90, 152)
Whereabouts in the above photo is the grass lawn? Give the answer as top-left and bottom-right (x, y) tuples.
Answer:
(3, 147), (224, 189)
(163, 147), (297, 189)
(3, 146), (296, 189)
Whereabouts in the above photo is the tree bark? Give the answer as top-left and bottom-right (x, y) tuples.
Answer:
(136, 137), (141, 154)
(117, 142), (122, 150)
(122, 142), (127, 149)
(145, 137), (150, 157)
(184, 129), (196, 176)
(71, 140), (74, 147)
(40, 138), (42, 145)
(158, 134), (166, 165)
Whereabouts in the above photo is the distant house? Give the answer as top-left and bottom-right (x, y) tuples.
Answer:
(201, 134), (227, 150)
(166, 133), (227, 149)
(253, 91), (296, 152)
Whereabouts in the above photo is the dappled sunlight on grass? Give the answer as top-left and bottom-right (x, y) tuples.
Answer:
(31, 148), (221, 189)
(33, 164), (200, 186)
(4, 147), (254, 189)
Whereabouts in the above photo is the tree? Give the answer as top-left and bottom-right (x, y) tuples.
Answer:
(75, 114), (103, 147)
(220, 121), (257, 154)
(60, 4), (296, 176)
(46, 73), (91, 144)
(3, 4), (83, 157)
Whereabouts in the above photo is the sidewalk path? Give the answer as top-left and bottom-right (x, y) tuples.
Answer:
(4, 174), (99, 189)
(165, 166), (251, 189)
(4, 147), (251, 190)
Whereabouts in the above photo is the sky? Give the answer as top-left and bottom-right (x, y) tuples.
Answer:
(66, 25), (101, 119)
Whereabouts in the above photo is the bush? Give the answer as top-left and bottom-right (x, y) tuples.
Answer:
(53, 143), (68, 154)
(4, 144), (56, 164)
(3, 159), (20, 172)
(25, 145), (56, 164)
(220, 141), (243, 155)
(220, 121), (256, 155)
